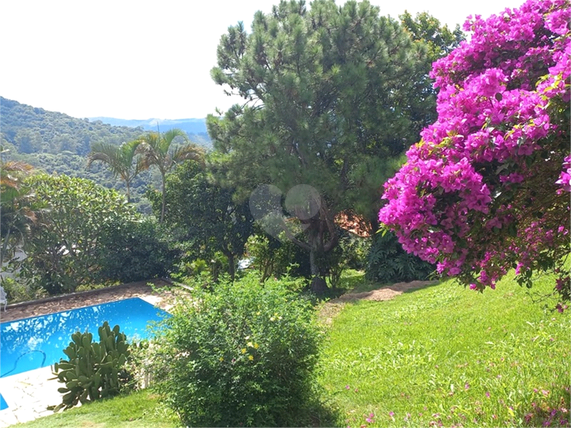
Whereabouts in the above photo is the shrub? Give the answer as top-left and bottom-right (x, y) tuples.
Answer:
(19, 174), (138, 294)
(245, 232), (311, 282)
(97, 217), (178, 284)
(366, 230), (435, 284)
(154, 273), (322, 427)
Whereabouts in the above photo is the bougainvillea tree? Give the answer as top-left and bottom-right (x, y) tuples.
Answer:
(379, 0), (570, 308)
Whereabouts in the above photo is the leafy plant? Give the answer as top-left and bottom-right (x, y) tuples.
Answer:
(154, 273), (322, 427)
(97, 217), (178, 284)
(19, 174), (138, 295)
(366, 230), (434, 284)
(51, 322), (132, 411)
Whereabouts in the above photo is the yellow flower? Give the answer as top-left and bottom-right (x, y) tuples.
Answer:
(219, 357), (224, 362)
(241, 348), (246, 354)
(254, 343), (259, 349)
(248, 355), (254, 361)
(247, 341), (254, 348)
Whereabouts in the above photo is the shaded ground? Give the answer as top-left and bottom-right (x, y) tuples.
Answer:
(0, 279), (176, 323)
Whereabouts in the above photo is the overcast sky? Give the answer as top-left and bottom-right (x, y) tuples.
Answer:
(0, 0), (526, 120)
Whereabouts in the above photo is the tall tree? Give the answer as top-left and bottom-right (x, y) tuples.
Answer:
(135, 129), (205, 222)
(86, 140), (142, 203)
(208, 0), (455, 292)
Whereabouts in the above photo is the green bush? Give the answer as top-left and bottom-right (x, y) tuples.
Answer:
(154, 273), (322, 427)
(245, 232), (311, 281)
(366, 230), (435, 284)
(97, 217), (178, 284)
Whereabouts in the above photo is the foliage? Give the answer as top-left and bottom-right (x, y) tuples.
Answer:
(0, 153), (38, 267)
(87, 140), (143, 203)
(51, 322), (132, 411)
(151, 159), (253, 280)
(365, 230), (434, 284)
(19, 174), (138, 295)
(154, 274), (322, 427)
(244, 231), (309, 282)
(208, 0), (462, 291)
(12, 151), (158, 214)
(379, 0), (571, 305)
(97, 217), (178, 284)
(0, 277), (40, 303)
(317, 271), (570, 427)
(135, 129), (205, 222)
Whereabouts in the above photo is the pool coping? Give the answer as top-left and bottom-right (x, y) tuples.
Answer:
(0, 279), (175, 324)
(2, 278), (169, 312)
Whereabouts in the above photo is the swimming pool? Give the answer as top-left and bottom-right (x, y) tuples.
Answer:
(0, 297), (170, 378)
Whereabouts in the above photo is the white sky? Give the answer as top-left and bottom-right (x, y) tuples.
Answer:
(0, 0), (526, 120)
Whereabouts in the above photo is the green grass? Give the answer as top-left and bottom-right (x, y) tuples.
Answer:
(317, 271), (570, 427)
(12, 389), (180, 428)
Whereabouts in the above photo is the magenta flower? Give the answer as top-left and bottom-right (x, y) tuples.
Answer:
(379, 0), (570, 306)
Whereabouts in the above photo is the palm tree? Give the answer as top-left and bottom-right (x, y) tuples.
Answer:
(87, 140), (142, 203)
(135, 129), (205, 222)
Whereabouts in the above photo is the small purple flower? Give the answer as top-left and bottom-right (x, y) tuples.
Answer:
(485, 391), (490, 398)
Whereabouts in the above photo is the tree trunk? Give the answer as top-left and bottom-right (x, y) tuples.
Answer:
(227, 253), (235, 281)
(126, 181), (131, 204)
(309, 239), (329, 296)
(160, 172), (166, 223)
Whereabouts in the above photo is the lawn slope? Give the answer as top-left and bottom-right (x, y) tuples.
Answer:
(318, 272), (570, 427)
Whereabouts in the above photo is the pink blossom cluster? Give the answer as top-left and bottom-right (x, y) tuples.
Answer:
(379, 0), (570, 296)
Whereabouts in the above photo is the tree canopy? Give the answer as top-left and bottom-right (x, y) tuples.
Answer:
(150, 159), (253, 280)
(208, 0), (461, 290)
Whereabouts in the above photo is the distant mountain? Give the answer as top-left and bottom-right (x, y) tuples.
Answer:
(90, 117), (208, 135)
(0, 96), (144, 156)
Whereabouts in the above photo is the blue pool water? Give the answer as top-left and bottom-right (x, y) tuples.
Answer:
(0, 393), (7, 410)
(0, 297), (169, 378)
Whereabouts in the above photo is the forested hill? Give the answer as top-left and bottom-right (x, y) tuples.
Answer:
(0, 96), (210, 212)
(0, 97), (211, 156)
(0, 97), (144, 156)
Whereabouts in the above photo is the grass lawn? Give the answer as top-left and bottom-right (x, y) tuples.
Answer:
(11, 389), (180, 428)
(317, 271), (570, 427)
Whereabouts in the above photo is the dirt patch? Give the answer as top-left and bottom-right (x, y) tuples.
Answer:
(330, 280), (436, 303)
(319, 280), (436, 326)
(0, 279), (178, 323)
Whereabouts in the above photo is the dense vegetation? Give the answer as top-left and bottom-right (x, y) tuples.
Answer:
(207, 0), (463, 292)
(1, 0), (569, 427)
